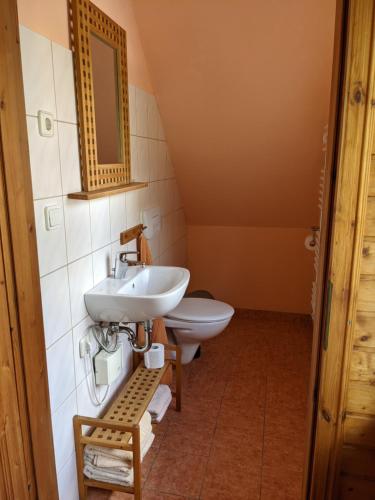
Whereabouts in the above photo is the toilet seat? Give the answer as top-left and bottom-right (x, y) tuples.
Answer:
(165, 298), (234, 323)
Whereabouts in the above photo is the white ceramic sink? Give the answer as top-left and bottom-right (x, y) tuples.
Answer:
(85, 265), (190, 323)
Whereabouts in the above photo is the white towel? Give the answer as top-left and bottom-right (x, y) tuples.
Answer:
(84, 411), (152, 467)
(151, 397), (171, 423)
(83, 432), (155, 487)
(147, 385), (172, 422)
(83, 461), (134, 487)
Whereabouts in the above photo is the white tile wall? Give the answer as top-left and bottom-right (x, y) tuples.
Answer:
(20, 25), (187, 499)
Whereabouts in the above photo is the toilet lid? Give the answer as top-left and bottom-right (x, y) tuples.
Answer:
(166, 298), (234, 322)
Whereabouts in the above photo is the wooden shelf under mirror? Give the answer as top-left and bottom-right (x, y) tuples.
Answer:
(68, 182), (148, 200)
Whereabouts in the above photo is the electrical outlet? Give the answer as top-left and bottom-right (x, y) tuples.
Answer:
(79, 335), (91, 358)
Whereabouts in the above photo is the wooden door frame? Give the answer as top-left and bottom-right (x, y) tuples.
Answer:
(0, 0), (58, 498)
(307, 0), (375, 497)
(302, 0), (347, 496)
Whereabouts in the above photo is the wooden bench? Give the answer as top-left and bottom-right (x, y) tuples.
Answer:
(73, 344), (181, 499)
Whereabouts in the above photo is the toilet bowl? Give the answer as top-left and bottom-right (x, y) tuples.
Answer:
(163, 298), (234, 364)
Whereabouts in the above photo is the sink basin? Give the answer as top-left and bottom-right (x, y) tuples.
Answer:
(85, 265), (190, 323)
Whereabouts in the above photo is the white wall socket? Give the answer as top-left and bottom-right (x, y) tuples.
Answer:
(37, 110), (54, 137)
(79, 335), (92, 358)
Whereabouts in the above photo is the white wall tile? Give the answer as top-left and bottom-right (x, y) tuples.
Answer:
(20, 26), (56, 117)
(92, 245), (112, 285)
(125, 190), (140, 228)
(165, 147), (175, 179)
(26, 116), (62, 199)
(156, 105), (165, 141)
(34, 197), (67, 276)
(130, 135), (138, 182)
(109, 194), (126, 242)
(72, 316), (96, 387)
(147, 94), (159, 139)
(58, 122), (81, 195)
(135, 88), (148, 137)
(52, 43), (77, 124)
(41, 267), (71, 348)
(63, 197), (91, 262)
(68, 254), (93, 326)
(57, 453), (79, 500)
(90, 197), (111, 251)
(136, 137), (150, 182)
(23, 28), (188, 477)
(128, 84), (136, 135)
(76, 378), (103, 418)
(52, 391), (77, 473)
(47, 331), (75, 412)
(149, 140), (166, 181)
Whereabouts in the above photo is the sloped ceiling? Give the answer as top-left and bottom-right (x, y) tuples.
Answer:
(132, 0), (336, 228)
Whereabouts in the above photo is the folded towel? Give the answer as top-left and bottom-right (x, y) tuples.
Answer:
(83, 432), (155, 487)
(84, 411), (152, 467)
(147, 385), (172, 422)
(152, 397), (171, 423)
(83, 460), (134, 487)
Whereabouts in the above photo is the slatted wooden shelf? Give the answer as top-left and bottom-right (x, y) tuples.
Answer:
(73, 344), (181, 500)
(91, 362), (171, 447)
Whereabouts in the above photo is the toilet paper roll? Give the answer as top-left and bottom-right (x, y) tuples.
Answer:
(144, 343), (164, 369)
(304, 235), (316, 251)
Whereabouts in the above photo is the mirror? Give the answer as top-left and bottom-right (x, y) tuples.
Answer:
(68, 0), (134, 197)
(90, 34), (121, 165)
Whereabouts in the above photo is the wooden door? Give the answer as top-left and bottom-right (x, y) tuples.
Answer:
(0, 189), (32, 498)
(0, 0), (58, 497)
(309, 0), (375, 498)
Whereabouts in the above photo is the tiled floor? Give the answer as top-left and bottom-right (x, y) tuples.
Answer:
(88, 310), (312, 500)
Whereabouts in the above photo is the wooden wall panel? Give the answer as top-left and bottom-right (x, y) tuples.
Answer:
(357, 276), (375, 311)
(341, 446), (375, 478)
(344, 415), (375, 448)
(368, 160), (375, 196)
(339, 476), (375, 499)
(347, 381), (375, 415)
(364, 197), (375, 235)
(350, 350), (375, 382)
(354, 312), (375, 348)
(361, 237), (375, 273)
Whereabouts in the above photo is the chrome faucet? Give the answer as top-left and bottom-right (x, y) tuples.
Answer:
(113, 251), (145, 279)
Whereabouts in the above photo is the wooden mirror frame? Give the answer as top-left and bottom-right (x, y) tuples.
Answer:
(68, 0), (146, 199)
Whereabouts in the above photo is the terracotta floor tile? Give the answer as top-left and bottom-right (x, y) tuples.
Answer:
(145, 449), (207, 497)
(201, 456), (261, 500)
(261, 462), (303, 499)
(152, 418), (171, 450)
(217, 397), (264, 431)
(161, 420), (216, 456)
(87, 311), (312, 500)
(167, 397), (220, 426)
(142, 488), (192, 499)
(211, 425), (263, 475)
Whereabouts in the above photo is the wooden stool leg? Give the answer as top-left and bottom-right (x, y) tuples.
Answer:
(73, 417), (87, 500)
(133, 425), (142, 500)
(175, 346), (182, 412)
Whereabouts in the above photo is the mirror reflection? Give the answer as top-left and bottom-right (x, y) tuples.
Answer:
(90, 33), (121, 165)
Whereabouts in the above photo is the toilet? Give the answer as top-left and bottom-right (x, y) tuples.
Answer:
(163, 298), (234, 364)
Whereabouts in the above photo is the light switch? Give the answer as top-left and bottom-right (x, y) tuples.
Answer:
(37, 110), (54, 137)
(44, 205), (62, 231)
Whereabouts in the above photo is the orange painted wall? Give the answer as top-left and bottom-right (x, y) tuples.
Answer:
(133, 0), (336, 313)
(188, 225), (314, 314)
(17, 0), (153, 92)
